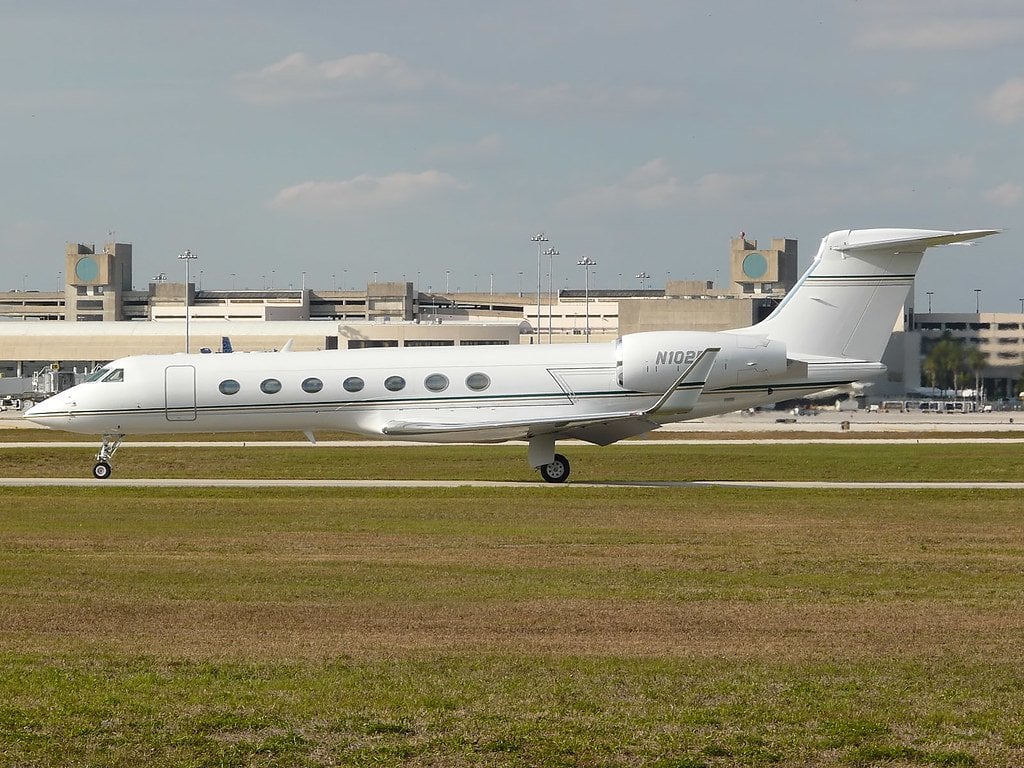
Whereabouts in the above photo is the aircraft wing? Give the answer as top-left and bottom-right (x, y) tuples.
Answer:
(381, 348), (720, 446)
(382, 409), (661, 445)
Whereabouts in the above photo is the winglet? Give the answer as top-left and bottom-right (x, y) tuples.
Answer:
(643, 347), (720, 415)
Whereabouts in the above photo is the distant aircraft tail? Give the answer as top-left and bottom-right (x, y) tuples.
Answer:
(737, 228), (998, 361)
(221, 336), (233, 353)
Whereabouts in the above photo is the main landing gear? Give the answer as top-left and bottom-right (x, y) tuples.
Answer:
(539, 453), (571, 484)
(529, 435), (570, 483)
(93, 433), (124, 479)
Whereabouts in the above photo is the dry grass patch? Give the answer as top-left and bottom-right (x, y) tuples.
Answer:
(2, 484), (1024, 765)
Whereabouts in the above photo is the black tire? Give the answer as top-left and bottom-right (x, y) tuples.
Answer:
(539, 453), (570, 483)
(92, 461), (112, 480)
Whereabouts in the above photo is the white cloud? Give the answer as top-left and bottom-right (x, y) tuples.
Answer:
(492, 83), (680, 112)
(794, 130), (859, 168)
(268, 170), (466, 215)
(877, 79), (916, 97)
(237, 52), (682, 114)
(690, 172), (761, 204)
(563, 159), (681, 212)
(237, 52), (439, 104)
(424, 134), (503, 163)
(942, 152), (977, 180)
(560, 159), (760, 213)
(985, 182), (1023, 207)
(855, 18), (1024, 50)
(982, 76), (1024, 124)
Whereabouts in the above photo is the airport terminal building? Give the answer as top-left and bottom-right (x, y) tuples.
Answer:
(2, 236), (1021, 402)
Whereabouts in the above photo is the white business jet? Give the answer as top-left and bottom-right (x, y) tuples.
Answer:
(25, 227), (997, 481)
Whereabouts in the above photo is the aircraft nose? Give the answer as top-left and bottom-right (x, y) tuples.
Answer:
(23, 400), (52, 422)
(23, 395), (72, 425)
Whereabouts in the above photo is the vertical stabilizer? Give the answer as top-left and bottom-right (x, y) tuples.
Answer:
(737, 228), (998, 361)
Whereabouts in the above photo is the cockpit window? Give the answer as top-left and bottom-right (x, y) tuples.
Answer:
(101, 369), (124, 383)
(85, 367), (110, 382)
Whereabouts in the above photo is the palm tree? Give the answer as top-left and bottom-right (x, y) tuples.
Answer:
(965, 346), (987, 403)
(924, 332), (966, 393)
(922, 355), (940, 391)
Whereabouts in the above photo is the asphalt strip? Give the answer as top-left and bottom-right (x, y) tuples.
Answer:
(3, 478), (1024, 490)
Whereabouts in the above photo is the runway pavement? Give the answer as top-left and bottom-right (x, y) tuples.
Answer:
(2, 436), (1024, 449)
(3, 477), (1024, 490)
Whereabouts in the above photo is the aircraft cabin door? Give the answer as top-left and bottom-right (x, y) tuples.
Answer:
(165, 365), (197, 422)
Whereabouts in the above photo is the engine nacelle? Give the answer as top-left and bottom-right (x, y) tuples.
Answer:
(617, 331), (788, 393)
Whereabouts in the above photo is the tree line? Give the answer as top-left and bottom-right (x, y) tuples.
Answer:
(921, 331), (986, 394)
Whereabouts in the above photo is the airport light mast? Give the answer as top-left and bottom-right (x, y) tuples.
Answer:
(178, 249), (198, 353)
(577, 256), (597, 342)
(531, 233), (548, 343)
(544, 247), (559, 342)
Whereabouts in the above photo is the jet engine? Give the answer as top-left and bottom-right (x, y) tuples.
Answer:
(617, 330), (788, 393)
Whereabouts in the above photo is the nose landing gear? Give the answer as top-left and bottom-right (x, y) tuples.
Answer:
(93, 433), (124, 479)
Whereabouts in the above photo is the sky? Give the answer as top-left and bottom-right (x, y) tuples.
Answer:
(1, 0), (1022, 312)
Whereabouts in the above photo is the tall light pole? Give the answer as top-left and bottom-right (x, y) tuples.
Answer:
(178, 249), (198, 353)
(636, 271), (650, 290)
(577, 256), (597, 342)
(974, 288), (981, 313)
(531, 233), (548, 342)
(1020, 297), (1024, 314)
(926, 291), (933, 313)
(544, 247), (559, 342)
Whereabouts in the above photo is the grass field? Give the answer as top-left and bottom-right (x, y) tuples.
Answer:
(2, 442), (1024, 765)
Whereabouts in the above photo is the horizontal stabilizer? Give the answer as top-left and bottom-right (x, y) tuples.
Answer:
(834, 229), (999, 253)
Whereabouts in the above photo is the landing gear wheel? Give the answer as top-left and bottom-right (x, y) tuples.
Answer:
(92, 433), (124, 479)
(539, 453), (570, 484)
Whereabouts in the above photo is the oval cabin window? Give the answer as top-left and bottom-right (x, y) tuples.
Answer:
(424, 373), (449, 392)
(465, 372), (491, 391)
(343, 376), (364, 393)
(384, 375), (406, 392)
(260, 378), (282, 394)
(301, 377), (323, 393)
(219, 379), (240, 395)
